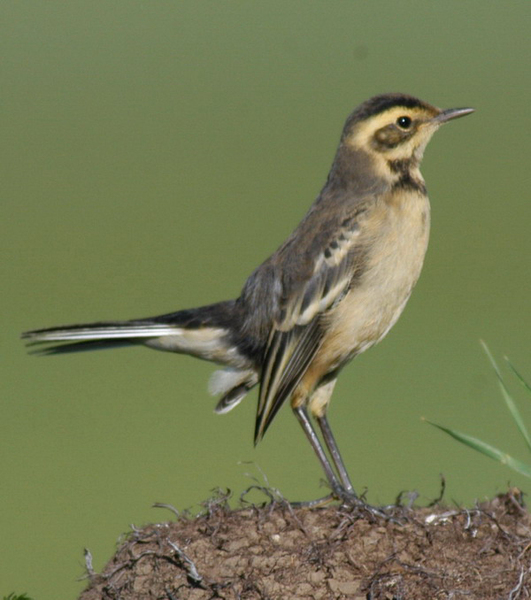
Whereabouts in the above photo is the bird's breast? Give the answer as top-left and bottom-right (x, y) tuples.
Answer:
(318, 189), (430, 371)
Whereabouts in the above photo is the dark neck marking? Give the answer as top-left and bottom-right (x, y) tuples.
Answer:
(388, 158), (427, 195)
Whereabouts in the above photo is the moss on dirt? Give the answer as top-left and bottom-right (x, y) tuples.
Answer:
(79, 488), (529, 599)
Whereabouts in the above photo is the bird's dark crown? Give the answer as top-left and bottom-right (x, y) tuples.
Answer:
(348, 93), (436, 124)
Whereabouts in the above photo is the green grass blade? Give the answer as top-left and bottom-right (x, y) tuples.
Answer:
(480, 340), (531, 453)
(505, 357), (531, 395)
(425, 419), (531, 478)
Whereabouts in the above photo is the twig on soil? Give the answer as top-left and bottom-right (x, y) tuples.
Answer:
(508, 568), (526, 600)
(153, 502), (180, 520)
(83, 548), (95, 578)
(167, 540), (203, 585)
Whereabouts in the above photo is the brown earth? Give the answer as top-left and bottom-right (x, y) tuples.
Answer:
(79, 487), (530, 599)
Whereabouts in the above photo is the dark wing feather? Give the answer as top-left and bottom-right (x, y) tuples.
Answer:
(255, 320), (324, 441)
(254, 200), (370, 442)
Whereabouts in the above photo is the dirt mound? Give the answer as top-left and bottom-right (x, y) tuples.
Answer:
(79, 489), (529, 599)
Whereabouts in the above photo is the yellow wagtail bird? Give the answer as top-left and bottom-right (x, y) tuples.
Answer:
(22, 94), (474, 504)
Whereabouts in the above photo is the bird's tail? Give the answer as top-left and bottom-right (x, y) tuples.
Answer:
(21, 300), (242, 365)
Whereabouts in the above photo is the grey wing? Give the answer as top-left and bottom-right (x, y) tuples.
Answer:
(254, 205), (368, 442)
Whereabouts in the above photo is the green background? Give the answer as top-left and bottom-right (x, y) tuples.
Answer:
(2, 1), (531, 598)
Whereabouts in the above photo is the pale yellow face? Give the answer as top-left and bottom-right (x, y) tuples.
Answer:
(345, 105), (443, 165)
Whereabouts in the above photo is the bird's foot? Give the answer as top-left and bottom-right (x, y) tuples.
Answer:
(288, 494), (336, 509)
(332, 487), (399, 522)
(288, 488), (401, 523)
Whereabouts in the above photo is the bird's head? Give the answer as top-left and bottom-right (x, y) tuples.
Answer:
(342, 93), (474, 172)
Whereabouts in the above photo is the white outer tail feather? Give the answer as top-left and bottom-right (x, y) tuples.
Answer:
(24, 324), (181, 342)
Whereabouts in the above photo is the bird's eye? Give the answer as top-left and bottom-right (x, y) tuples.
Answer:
(396, 116), (412, 129)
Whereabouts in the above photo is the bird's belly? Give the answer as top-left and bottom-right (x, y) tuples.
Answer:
(319, 193), (430, 372)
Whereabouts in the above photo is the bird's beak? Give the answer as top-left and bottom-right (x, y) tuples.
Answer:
(434, 107), (475, 124)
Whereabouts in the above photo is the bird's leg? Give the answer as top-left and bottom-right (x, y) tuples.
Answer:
(292, 405), (345, 498)
(315, 413), (356, 497)
(294, 385), (388, 515)
(315, 413), (391, 520)
(303, 376), (356, 500)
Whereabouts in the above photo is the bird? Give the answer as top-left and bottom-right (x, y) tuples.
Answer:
(22, 93), (474, 504)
